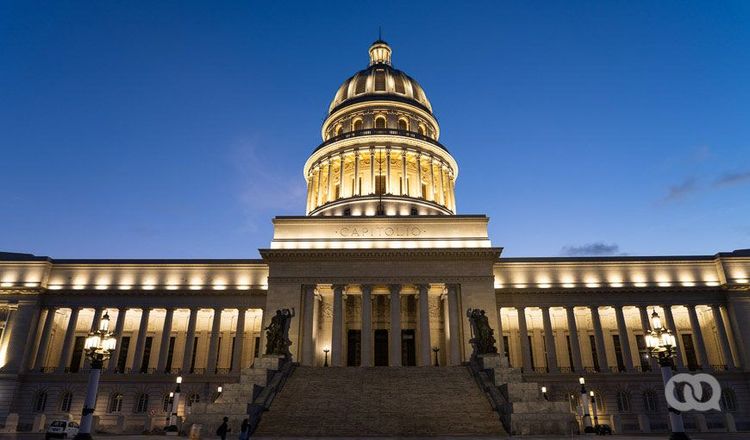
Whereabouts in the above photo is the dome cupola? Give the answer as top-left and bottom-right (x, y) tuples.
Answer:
(304, 41), (459, 217)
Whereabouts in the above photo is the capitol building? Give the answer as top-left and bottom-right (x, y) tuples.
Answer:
(1, 40), (749, 437)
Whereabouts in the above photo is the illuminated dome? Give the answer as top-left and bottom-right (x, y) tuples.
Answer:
(304, 40), (458, 217)
(328, 40), (433, 115)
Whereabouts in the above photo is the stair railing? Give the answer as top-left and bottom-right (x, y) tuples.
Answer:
(247, 358), (296, 435)
(466, 357), (512, 433)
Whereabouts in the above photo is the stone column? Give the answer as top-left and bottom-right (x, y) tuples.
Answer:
(206, 309), (223, 374)
(108, 308), (128, 372)
(1, 302), (39, 373)
(614, 305), (635, 371)
(401, 150), (408, 196)
(302, 285), (316, 366)
(712, 305), (736, 370)
(439, 163), (446, 205)
(639, 306), (658, 371)
(338, 154), (345, 199)
(417, 154), (423, 197)
(389, 284), (402, 366)
(496, 307), (507, 359)
(331, 285), (346, 367)
(157, 308), (175, 373)
(446, 284), (461, 365)
(450, 175), (457, 212)
(369, 148), (375, 194)
(662, 305), (685, 370)
(517, 307), (533, 372)
(590, 306), (609, 372)
(33, 307), (57, 370)
(131, 308), (151, 373)
(314, 165), (321, 207)
(417, 285), (431, 366)
(181, 308), (199, 373)
(541, 307), (559, 373)
(429, 156), (435, 201)
(354, 150), (360, 195)
(56, 307), (80, 373)
(326, 157), (333, 202)
(89, 308), (104, 333)
(305, 170), (314, 212)
(386, 148), (391, 194)
(687, 304), (710, 370)
(361, 285), (373, 367)
(232, 308), (247, 372)
(565, 306), (583, 372)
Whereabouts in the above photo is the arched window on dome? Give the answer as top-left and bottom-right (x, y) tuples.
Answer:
(375, 116), (386, 129)
(394, 75), (405, 94)
(374, 69), (386, 91)
(398, 118), (408, 131)
(334, 125), (343, 137)
(418, 124), (427, 136)
(355, 75), (367, 95)
(352, 118), (363, 132)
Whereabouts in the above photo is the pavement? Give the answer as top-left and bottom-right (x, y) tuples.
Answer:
(2, 434), (750, 440)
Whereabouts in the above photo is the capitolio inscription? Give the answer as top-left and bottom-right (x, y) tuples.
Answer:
(334, 225), (425, 238)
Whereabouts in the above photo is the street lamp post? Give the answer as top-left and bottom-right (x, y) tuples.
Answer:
(579, 377), (594, 433)
(166, 376), (182, 433)
(541, 386), (548, 401)
(432, 347), (440, 367)
(645, 309), (689, 440)
(323, 348), (330, 367)
(73, 311), (117, 440)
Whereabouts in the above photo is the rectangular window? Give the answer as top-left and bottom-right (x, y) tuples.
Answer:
(635, 334), (651, 371)
(117, 337), (130, 373)
(165, 336), (176, 372)
(613, 335), (625, 372)
(141, 337), (153, 373)
(566, 335), (575, 371)
(190, 337), (199, 373)
(334, 184), (340, 199)
(421, 184), (427, 198)
(358, 177), (362, 195)
(528, 335), (535, 369)
(375, 175), (386, 195)
(682, 334), (698, 371)
(589, 335), (600, 372)
(502, 335), (510, 360)
(541, 335), (548, 371)
(215, 337), (222, 373)
(230, 336), (236, 371)
(253, 336), (260, 358)
(70, 336), (85, 372)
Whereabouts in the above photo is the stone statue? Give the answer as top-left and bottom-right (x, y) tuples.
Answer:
(466, 308), (497, 358)
(264, 308), (295, 358)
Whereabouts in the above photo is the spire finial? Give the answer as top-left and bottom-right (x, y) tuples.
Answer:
(378, 26), (382, 41)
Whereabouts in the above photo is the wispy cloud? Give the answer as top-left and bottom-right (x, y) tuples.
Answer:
(231, 139), (307, 231)
(663, 177), (699, 202)
(714, 171), (750, 187)
(560, 242), (624, 256)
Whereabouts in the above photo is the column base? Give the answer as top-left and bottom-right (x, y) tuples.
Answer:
(73, 433), (94, 440)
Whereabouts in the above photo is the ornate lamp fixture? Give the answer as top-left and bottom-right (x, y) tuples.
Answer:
(73, 311), (117, 440)
(645, 309), (689, 440)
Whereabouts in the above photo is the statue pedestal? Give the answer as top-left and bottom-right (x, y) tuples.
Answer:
(256, 355), (285, 371)
(478, 353), (502, 370)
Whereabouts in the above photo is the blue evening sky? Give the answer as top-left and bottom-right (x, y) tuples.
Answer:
(1, 1), (749, 259)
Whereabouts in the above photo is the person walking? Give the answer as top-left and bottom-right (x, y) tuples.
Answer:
(239, 418), (250, 440)
(216, 417), (230, 440)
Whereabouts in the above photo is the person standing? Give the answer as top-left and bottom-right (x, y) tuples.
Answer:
(239, 419), (250, 440)
(216, 417), (230, 440)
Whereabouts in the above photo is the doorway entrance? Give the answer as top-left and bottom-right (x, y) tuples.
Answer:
(402, 329), (416, 366)
(347, 330), (361, 366)
(374, 329), (389, 366)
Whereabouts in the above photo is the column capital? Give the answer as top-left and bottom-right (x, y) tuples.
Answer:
(388, 284), (402, 294)
(415, 284), (430, 294)
(360, 284), (373, 294)
(332, 284), (347, 293)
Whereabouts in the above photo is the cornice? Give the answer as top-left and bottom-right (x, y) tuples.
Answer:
(260, 247), (502, 262)
(269, 275), (494, 285)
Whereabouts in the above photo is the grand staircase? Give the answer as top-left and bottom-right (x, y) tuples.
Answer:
(253, 366), (506, 437)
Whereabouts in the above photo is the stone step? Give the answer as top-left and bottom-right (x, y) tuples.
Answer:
(254, 366), (506, 437)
